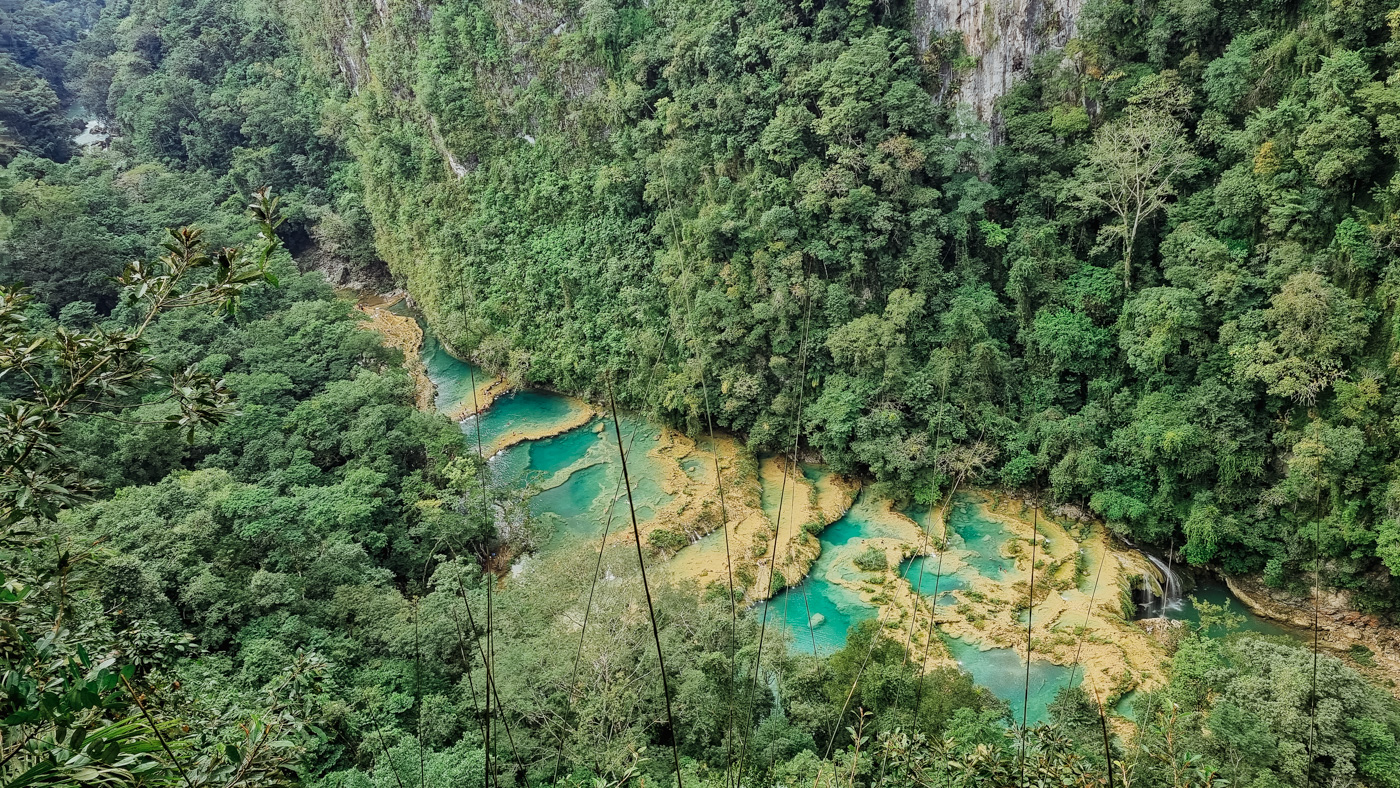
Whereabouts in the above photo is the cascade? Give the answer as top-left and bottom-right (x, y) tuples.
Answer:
(1143, 553), (1184, 616)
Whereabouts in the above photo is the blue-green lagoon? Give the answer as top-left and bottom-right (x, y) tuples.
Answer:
(413, 318), (1307, 726)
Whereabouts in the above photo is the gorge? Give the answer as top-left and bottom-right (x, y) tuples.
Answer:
(7, 0), (1400, 784)
(385, 293), (1332, 726)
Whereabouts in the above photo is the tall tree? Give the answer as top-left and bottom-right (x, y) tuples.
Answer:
(1070, 109), (1198, 290)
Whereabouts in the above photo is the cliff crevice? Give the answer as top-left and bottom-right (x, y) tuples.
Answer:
(913, 0), (1083, 121)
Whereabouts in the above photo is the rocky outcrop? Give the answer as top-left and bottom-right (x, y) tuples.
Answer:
(1139, 617), (1187, 650)
(1224, 575), (1400, 681)
(355, 294), (436, 411)
(912, 0), (1084, 121)
(296, 247), (393, 293)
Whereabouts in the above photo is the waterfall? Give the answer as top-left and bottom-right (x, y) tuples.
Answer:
(1144, 553), (1183, 616)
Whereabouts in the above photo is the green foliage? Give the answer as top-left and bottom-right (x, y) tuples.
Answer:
(1191, 596), (1245, 637)
(0, 0), (102, 93)
(63, 0), (379, 270)
(801, 618), (1001, 752)
(852, 545), (888, 572)
(1162, 632), (1400, 787)
(0, 0), (104, 163)
(8, 0), (1400, 783)
(0, 189), (283, 526)
(0, 155), (257, 310)
(253, 0), (1400, 616)
(648, 528), (690, 555)
(1, 528), (326, 787)
(0, 55), (74, 164)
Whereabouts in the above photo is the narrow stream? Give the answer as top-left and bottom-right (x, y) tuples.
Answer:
(68, 107), (109, 147)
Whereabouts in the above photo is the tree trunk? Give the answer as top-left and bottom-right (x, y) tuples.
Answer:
(1123, 217), (1138, 291)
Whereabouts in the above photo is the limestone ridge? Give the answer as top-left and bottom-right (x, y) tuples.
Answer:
(913, 0), (1084, 121)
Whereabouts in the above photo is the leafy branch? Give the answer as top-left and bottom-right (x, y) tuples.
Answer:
(0, 189), (283, 527)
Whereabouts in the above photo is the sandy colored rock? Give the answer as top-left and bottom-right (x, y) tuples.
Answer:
(861, 494), (1169, 706)
(483, 396), (598, 455)
(662, 452), (858, 601)
(353, 292), (434, 411)
(359, 297), (1179, 707)
(446, 375), (511, 421)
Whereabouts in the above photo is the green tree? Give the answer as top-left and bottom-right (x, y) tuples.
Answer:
(1069, 108), (1198, 290)
(1228, 271), (1369, 403)
(0, 189), (281, 525)
(0, 55), (73, 163)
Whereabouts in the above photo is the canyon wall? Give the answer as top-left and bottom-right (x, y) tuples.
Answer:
(912, 0), (1084, 120)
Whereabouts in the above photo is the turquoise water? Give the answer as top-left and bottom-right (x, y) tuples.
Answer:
(531, 463), (619, 543)
(1164, 577), (1294, 639)
(414, 322), (1290, 728)
(487, 442), (532, 488)
(517, 414), (675, 547)
(771, 580), (856, 658)
(421, 330), (490, 416)
(423, 322), (676, 552)
(760, 459), (803, 526)
(422, 328), (583, 486)
(680, 456), (706, 482)
(900, 557), (968, 600)
(896, 504), (967, 604)
(900, 496), (1077, 724)
(945, 495), (1018, 578)
(1114, 689), (1139, 718)
(528, 424), (603, 475)
(898, 494), (1019, 605)
(838, 493), (917, 542)
(760, 465), (787, 520)
(420, 326), (554, 492)
(464, 390), (582, 452)
(890, 498), (1024, 624)
(422, 312), (675, 538)
(765, 491), (901, 657)
(944, 636), (1075, 726)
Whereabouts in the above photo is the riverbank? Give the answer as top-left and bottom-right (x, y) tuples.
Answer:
(1224, 575), (1400, 694)
(445, 376), (512, 421)
(355, 291), (567, 450)
(354, 292), (434, 410)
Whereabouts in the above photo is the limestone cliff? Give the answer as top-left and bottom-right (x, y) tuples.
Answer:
(913, 0), (1084, 120)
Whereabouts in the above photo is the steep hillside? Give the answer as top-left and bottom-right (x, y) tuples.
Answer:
(273, 0), (1400, 612)
(914, 0), (1086, 120)
(8, 1), (1400, 785)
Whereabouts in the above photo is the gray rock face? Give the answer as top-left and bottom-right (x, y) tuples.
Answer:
(912, 0), (1085, 120)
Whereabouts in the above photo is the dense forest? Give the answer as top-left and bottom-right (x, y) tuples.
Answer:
(4, 0), (1400, 786)
(273, 0), (1400, 612)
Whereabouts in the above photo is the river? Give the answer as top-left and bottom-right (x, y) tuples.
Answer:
(410, 307), (1298, 725)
